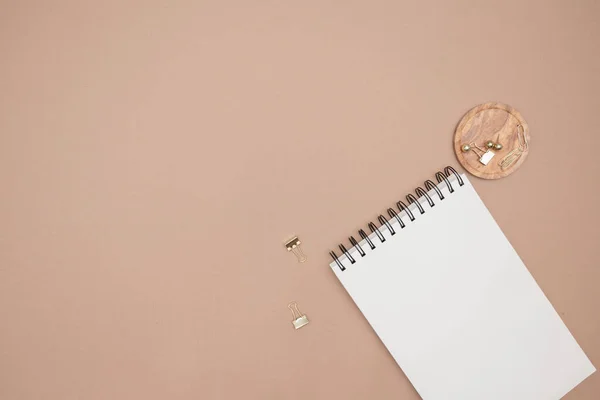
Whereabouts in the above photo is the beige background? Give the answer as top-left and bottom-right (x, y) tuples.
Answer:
(1, 1), (599, 399)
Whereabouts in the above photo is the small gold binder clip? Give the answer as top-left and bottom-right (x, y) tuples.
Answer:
(288, 301), (309, 330)
(285, 236), (307, 263)
(479, 150), (495, 165)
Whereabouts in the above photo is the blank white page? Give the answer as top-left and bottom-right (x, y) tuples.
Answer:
(330, 174), (595, 400)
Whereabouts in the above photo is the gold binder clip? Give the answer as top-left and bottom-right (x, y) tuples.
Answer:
(478, 150), (495, 165)
(285, 236), (307, 263)
(462, 142), (495, 166)
(288, 301), (309, 330)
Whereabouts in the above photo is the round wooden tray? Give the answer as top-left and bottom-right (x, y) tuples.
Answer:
(454, 102), (530, 179)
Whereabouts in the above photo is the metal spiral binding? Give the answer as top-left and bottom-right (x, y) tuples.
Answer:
(329, 166), (464, 271)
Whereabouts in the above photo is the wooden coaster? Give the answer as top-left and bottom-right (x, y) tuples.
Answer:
(454, 102), (530, 179)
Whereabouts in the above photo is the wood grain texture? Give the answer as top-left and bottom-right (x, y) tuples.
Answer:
(454, 102), (530, 179)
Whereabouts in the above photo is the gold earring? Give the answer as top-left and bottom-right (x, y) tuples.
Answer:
(486, 139), (503, 151)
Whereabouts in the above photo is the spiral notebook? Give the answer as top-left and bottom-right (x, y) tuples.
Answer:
(329, 167), (595, 400)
